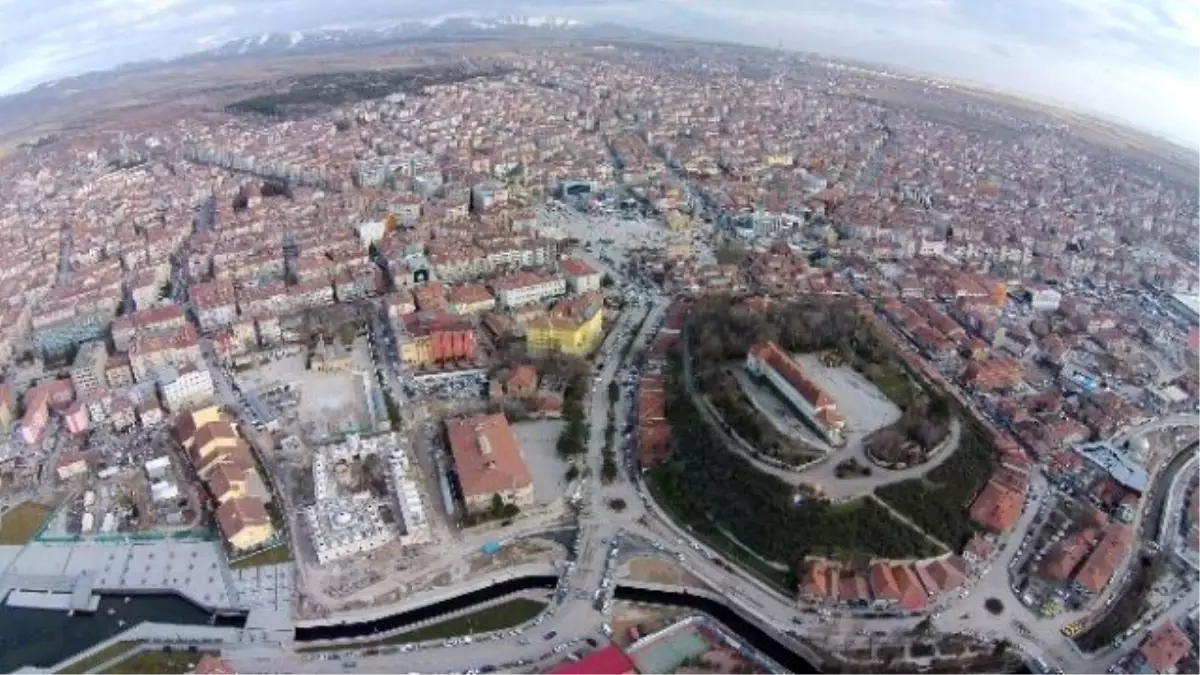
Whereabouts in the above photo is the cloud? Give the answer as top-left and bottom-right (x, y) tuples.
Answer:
(0, 0), (1195, 145)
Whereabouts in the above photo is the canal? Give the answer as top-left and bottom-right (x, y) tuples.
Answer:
(0, 593), (246, 672)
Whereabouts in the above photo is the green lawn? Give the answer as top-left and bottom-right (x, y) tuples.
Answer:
(229, 544), (292, 570)
(55, 642), (140, 674)
(299, 598), (548, 652)
(0, 502), (53, 545)
(386, 598), (547, 643)
(103, 649), (219, 674)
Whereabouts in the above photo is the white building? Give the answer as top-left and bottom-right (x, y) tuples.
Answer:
(305, 433), (431, 560)
(304, 498), (394, 564)
(157, 363), (215, 412)
(490, 271), (566, 309)
(356, 221), (387, 247)
(144, 455), (172, 480)
(561, 258), (603, 294)
(389, 444), (431, 545)
(151, 480), (180, 503)
(1029, 287), (1063, 312)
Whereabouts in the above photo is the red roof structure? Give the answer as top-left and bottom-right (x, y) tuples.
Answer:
(1136, 621), (1193, 674)
(747, 341), (844, 430)
(1074, 523), (1135, 593)
(548, 644), (638, 674)
(868, 562), (901, 603)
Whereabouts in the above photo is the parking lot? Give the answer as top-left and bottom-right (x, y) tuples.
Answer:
(511, 420), (569, 506)
(793, 353), (903, 452)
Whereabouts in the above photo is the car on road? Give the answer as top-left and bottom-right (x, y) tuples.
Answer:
(543, 631), (558, 641)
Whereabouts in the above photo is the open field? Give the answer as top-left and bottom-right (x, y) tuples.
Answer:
(0, 502), (54, 545)
(230, 544), (294, 570)
(55, 642), (139, 674)
(624, 556), (708, 589)
(103, 649), (220, 674)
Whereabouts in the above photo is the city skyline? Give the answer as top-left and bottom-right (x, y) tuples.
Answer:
(0, 0), (1196, 148)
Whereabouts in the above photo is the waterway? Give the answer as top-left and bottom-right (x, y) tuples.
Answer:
(614, 586), (818, 674)
(294, 575), (559, 642)
(0, 593), (247, 672)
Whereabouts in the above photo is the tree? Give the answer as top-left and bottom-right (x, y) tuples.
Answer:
(601, 273), (615, 288)
(490, 493), (505, 516)
(601, 455), (618, 483)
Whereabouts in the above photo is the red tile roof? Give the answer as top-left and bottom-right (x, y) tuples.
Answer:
(549, 644), (638, 674)
(892, 564), (929, 610)
(920, 556), (968, 593)
(747, 341), (843, 427)
(446, 413), (532, 500)
(560, 257), (599, 278)
(969, 475), (1025, 533)
(1074, 523), (1134, 593)
(868, 562), (900, 602)
(1138, 621), (1192, 673)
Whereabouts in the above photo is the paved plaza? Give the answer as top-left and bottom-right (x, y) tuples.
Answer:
(1, 540), (238, 609)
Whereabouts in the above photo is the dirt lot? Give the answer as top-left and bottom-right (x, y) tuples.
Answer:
(609, 602), (691, 646)
(0, 501), (53, 545)
(623, 556), (708, 589)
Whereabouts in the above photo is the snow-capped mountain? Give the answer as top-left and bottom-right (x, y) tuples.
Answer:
(186, 15), (638, 61)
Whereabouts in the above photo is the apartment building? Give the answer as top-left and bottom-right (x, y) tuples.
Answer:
(526, 294), (604, 357)
(158, 362), (216, 413)
(561, 258), (603, 294)
(69, 341), (109, 396)
(491, 270), (566, 309)
(111, 304), (189, 352)
(190, 280), (238, 331)
(130, 323), (202, 382)
(447, 283), (496, 315)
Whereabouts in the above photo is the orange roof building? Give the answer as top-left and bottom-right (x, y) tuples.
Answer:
(446, 413), (534, 513)
(1073, 523), (1134, 594)
(868, 562), (901, 604)
(892, 564), (929, 611)
(745, 340), (845, 445)
(920, 556), (968, 593)
(798, 559), (840, 604)
(969, 474), (1026, 534)
(1039, 528), (1099, 583)
(1131, 621), (1193, 674)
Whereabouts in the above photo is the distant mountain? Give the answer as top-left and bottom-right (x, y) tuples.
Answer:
(174, 15), (663, 63)
(0, 15), (680, 137)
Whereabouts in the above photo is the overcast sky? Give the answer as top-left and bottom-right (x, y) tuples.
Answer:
(0, 0), (1196, 147)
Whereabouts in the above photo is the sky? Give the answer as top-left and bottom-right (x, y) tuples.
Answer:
(0, 0), (1196, 147)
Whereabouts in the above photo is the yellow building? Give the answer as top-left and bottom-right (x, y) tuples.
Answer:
(665, 209), (694, 232)
(216, 497), (276, 552)
(526, 306), (604, 356)
(666, 238), (694, 260)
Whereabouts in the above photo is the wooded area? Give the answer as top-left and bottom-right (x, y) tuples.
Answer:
(649, 356), (942, 564)
(873, 416), (999, 550)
